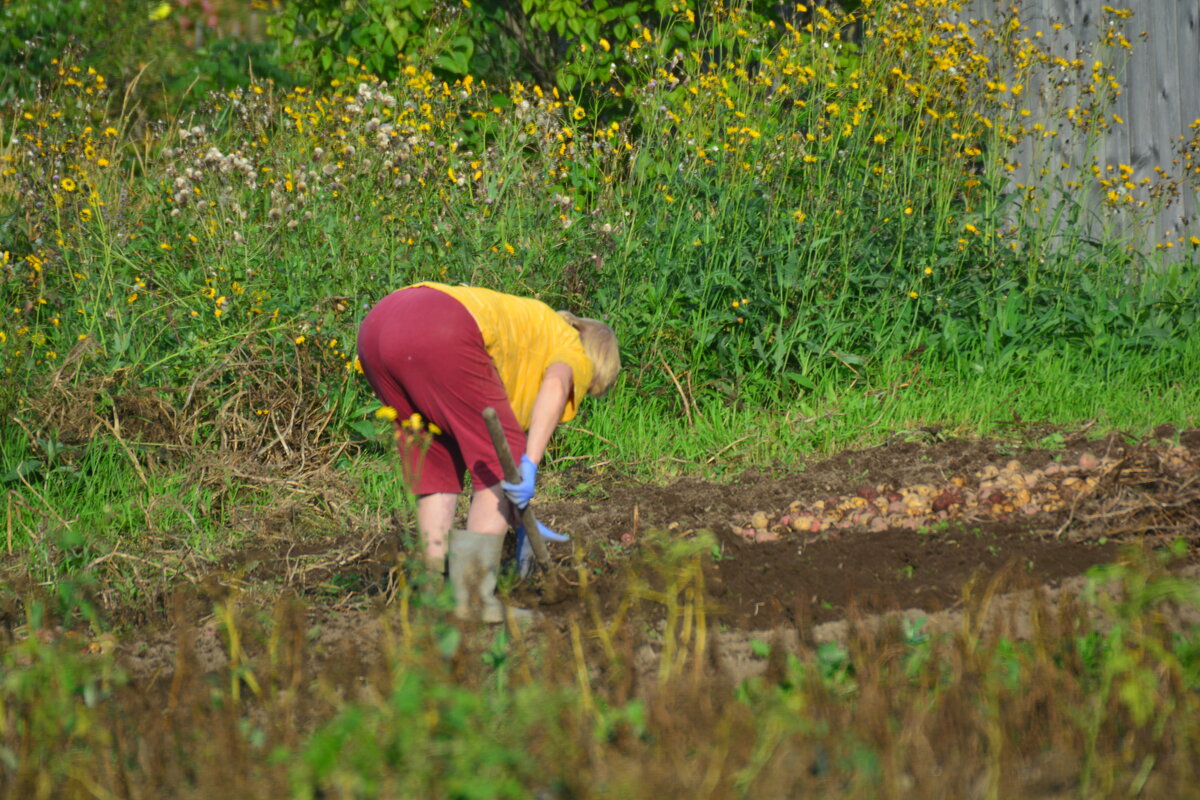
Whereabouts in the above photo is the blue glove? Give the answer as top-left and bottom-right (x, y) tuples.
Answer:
(515, 521), (570, 578)
(501, 454), (538, 508)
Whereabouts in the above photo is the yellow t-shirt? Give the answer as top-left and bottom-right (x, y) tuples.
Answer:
(417, 282), (594, 428)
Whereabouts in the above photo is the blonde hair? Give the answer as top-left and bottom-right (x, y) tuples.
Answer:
(558, 310), (621, 396)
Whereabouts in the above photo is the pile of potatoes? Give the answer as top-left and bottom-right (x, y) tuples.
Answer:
(734, 452), (1116, 543)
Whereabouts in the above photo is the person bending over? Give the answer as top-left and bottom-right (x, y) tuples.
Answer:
(356, 282), (620, 620)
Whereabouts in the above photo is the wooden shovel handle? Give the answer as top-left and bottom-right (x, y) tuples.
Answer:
(482, 407), (551, 571)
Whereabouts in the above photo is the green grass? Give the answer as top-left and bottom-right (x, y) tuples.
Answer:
(550, 339), (1200, 479)
(1, 17), (1197, 618)
(0, 2), (1199, 795)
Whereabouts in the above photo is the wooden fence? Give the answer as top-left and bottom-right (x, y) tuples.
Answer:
(961, 0), (1200, 262)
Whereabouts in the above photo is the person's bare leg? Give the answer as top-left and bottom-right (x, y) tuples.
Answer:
(465, 482), (512, 537)
(417, 492), (458, 568)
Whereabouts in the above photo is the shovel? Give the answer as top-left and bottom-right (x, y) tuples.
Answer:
(482, 407), (562, 598)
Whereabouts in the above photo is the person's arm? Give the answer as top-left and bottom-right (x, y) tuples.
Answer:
(523, 362), (574, 464)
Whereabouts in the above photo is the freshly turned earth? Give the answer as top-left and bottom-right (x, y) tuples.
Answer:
(87, 426), (1200, 683)
(530, 427), (1200, 628)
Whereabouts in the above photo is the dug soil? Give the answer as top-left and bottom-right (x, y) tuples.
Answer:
(22, 425), (1198, 682)
(527, 426), (1200, 630)
(132, 424), (1199, 640)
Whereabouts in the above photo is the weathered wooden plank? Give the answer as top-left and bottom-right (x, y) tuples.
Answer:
(1121, 3), (1160, 254)
(1042, 0), (1082, 226)
(1124, 11), (1158, 171)
(1148, 3), (1183, 250)
(1174, 1), (1200, 242)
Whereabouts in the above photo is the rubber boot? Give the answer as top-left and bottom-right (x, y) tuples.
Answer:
(448, 529), (534, 623)
(419, 553), (447, 602)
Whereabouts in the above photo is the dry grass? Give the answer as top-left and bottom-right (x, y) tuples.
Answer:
(3, 536), (1198, 800)
(1059, 445), (1200, 542)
